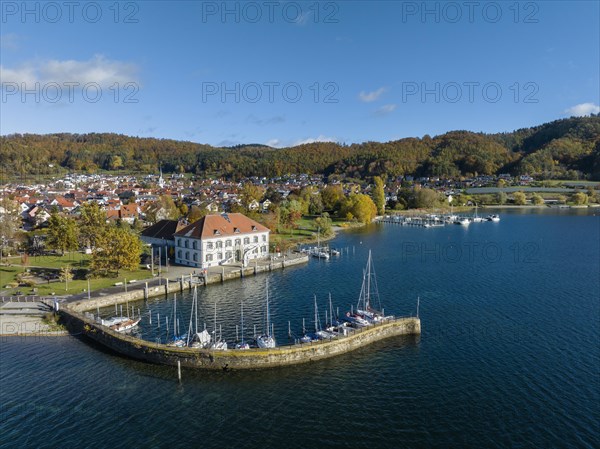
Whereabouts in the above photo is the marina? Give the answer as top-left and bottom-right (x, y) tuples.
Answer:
(377, 212), (501, 228)
(60, 251), (421, 368)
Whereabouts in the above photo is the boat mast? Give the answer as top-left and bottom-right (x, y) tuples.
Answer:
(241, 299), (245, 345)
(329, 293), (333, 326)
(366, 250), (371, 310)
(265, 279), (270, 336)
(314, 295), (318, 332)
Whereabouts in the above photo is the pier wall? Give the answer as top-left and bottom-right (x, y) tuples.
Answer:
(60, 308), (421, 370)
(68, 255), (308, 313)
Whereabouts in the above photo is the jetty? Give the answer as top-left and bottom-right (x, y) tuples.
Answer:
(59, 307), (420, 370)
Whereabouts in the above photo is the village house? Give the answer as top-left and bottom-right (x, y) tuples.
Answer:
(174, 213), (269, 269)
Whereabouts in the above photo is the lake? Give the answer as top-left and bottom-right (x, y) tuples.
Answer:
(1, 209), (598, 449)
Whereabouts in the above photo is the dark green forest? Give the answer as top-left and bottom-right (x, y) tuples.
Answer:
(1, 115), (599, 181)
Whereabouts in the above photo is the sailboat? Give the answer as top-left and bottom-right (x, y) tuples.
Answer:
(346, 250), (389, 326)
(313, 295), (336, 340)
(235, 299), (250, 350)
(472, 203), (484, 222)
(167, 294), (187, 347)
(187, 286), (212, 349)
(256, 279), (276, 348)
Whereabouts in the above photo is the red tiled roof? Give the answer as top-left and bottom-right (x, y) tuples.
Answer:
(175, 213), (269, 239)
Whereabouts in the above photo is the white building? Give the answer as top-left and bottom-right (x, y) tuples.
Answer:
(174, 213), (270, 268)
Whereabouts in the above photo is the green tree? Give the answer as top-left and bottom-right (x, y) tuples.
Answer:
(308, 193), (324, 215)
(495, 192), (508, 205)
(413, 188), (441, 209)
(91, 226), (143, 276)
(372, 176), (385, 215)
(314, 213), (333, 238)
(110, 155), (123, 170)
(47, 213), (79, 255)
(513, 191), (527, 205)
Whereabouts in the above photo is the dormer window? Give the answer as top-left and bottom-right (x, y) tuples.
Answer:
(234, 227), (240, 233)
(252, 225), (257, 231)
(213, 229), (220, 235)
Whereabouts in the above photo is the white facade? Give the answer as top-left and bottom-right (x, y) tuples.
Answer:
(175, 231), (269, 269)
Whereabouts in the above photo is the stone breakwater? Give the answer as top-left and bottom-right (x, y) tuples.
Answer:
(60, 308), (421, 370)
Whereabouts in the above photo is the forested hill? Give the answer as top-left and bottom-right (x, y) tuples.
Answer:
(1, 115), (599, 181)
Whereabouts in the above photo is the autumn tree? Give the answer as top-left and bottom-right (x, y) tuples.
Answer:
(321, 185), (345, 211)
(240, 183), (265, 210)
(143, 195), (179, 224)
(513, 191), (527, 205)
(372, 176), (385, 215)
(79, 202), (107, 249)
(47, 212), (79, 255)
(187, 205), (208, 223)
(531, 193), (545, 205)
(91, 226), (143, 277)
(340, 194), (377, 224)
(571, 192), (589, 205)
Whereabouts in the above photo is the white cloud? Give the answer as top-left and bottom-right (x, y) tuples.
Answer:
(374, 104), (397, 116)
(564, 103), (600, 117)
(0, 55), (139, 89)
(358, 87), (386, 103)
(293, 135), (337, 146)
(265, 139), (282, 148)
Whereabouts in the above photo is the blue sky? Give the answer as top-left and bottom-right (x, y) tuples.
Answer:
(1, 1), (598, 147)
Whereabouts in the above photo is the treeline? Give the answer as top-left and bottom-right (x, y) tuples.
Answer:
(1, 115), (599, 180)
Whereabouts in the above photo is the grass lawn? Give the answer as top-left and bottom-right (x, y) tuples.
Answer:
(0, 252), (153, 297)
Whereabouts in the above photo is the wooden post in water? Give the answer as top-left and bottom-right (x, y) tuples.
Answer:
(144, 282), (148, 300)
(177, 360), (181, 382)
(149, 309), (152, 325)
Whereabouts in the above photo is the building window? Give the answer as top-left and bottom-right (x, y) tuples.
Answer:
(178, 250), (182, 258)
(192, 241), (197, 250)
(206, 254), (213, 262)
(235, 239), (241, 246)
(193, 253), (198, 261)
(225, 240), (232, 247)
(185, 240), (188, 248)
(262, 235), (266, 242)
(244, 237), (250, 245)
(185, 251), (190, 260)
(177, 238), (180, 247)
(207, 242), (213, 250)
(216, 241), (222, 249)
(217, 253), (223, 260)
(253, 236), (258, 243)
(225, 251), (232, 259)
(261, 246), (266, 253)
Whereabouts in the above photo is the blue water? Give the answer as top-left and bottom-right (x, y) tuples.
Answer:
(1, 209), (598, 448)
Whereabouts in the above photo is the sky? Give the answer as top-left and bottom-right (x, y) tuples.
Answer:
(1, 1), (599, 147)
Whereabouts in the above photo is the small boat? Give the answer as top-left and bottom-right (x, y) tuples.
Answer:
(472, 204), (485, 222)
(487, 214), (500, 222)
(102, 316), (140, 332)
(190, 329), (212, 349)
(256, 280), (276, 349)
(328, 248), (341, 256)
(454, 217), (470, 226)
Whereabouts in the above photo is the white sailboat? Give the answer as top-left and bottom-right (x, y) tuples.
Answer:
(347, 250), (389, 326)
(472, 204), (484, 222)
(256, 279), (276, 348)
